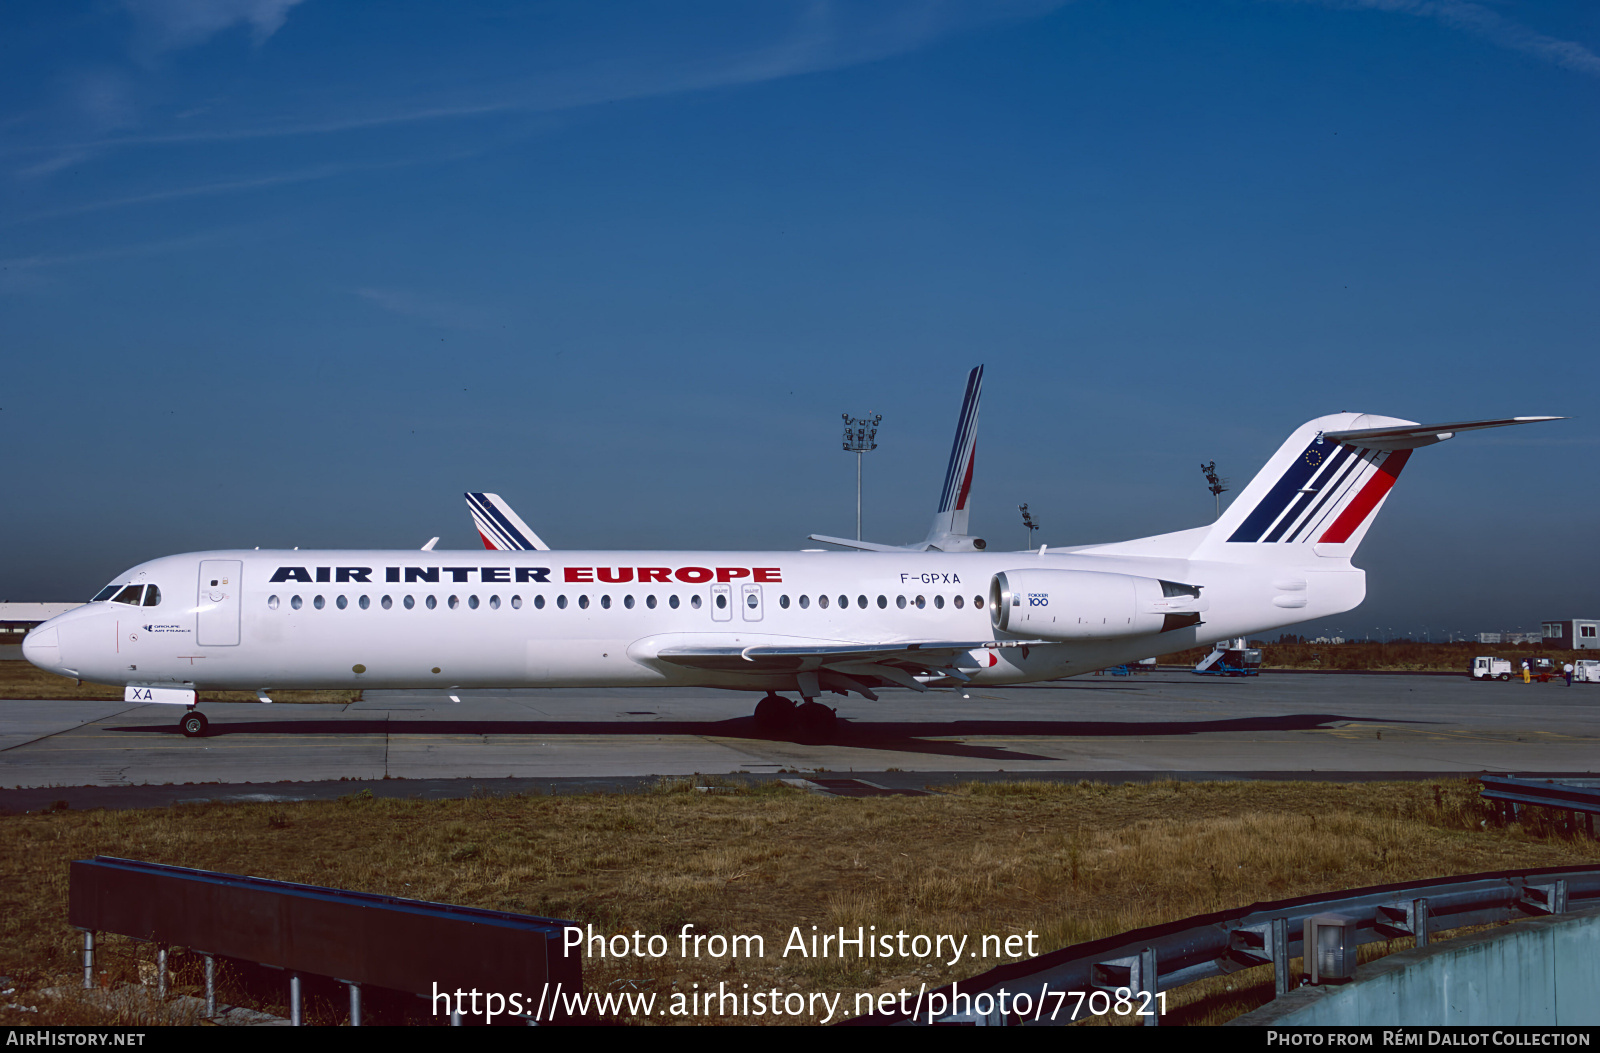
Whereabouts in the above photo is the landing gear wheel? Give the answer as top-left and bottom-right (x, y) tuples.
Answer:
(180, 712), (209, 738)
(796, 700), (837, 739)
(753, 693), (794, 732)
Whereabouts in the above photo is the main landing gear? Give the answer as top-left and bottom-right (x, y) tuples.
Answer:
(752, 692), (837, 738)
(180, 709), (209, 738)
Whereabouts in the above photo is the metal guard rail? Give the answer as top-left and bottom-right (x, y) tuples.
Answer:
(849, 863), (1600, 1026)
(1479, 775), (1600, 831)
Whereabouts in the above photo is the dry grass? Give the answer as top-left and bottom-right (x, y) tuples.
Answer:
(1, 779), (1596, 1025)
(0, 660), (359, 704)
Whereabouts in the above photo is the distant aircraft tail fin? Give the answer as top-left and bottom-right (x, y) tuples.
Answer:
(807, 364), (988, 552)
(922, 364), (987, 552)
(465, 492), (550, 551)
(1191, 412), (1560, 563)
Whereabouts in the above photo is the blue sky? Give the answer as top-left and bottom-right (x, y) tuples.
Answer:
(3, 0), (1595, 641)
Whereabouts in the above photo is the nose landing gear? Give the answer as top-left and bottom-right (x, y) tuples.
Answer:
(180, 710), (209, 737)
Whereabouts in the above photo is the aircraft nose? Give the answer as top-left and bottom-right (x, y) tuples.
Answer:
(22, 625), (64, 673)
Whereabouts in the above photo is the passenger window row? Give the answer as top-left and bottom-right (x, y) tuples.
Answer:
(264, 592), (986, 612)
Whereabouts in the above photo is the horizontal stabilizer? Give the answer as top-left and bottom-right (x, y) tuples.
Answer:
(806, 534), (919, 553)
(1322, 416), (1563, 451)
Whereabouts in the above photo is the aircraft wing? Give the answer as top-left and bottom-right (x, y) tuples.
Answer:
(649, 637), (1048, 697)
(1321, 416), (1563, 451)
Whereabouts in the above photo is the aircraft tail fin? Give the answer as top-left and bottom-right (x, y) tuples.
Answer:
(1191, 412), (1560, 563)
(922, 364), (987, 552)
(465, 492), (550, 551)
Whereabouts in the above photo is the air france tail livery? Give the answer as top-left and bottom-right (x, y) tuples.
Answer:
(23, 410), (1558, 738)
(466, 492), (550, 552)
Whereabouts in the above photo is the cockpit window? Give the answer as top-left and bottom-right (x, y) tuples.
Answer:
(143, 585), (161, 607)
(93, 584), (121, 602)
(112, 585), (144, 605)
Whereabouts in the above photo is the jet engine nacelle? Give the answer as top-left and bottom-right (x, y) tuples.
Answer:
(989, 569), (1206, 640)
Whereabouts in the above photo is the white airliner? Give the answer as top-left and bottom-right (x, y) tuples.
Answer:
(23, 410), (1557, 738)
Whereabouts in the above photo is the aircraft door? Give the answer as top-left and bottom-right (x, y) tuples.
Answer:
(196, 560), (243, 646)
(710, 583), (733, 622)
(741, 584), (763, 622)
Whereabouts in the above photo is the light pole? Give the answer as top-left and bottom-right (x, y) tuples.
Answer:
(1201, 461), (1229, 520)
(1019, 504), (1041, 550)
(842, 412), (881, 542)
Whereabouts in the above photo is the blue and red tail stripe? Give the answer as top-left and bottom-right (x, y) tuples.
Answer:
(465, 492), (539, 551)
(938, 365), (983, 514)
(1317, 449), (1410, 544)
(1229, 440), (1410, 545)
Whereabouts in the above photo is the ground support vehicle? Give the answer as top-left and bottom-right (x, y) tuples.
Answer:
(1471, 657), (1513, 681)
(1195, 646), (1262, 677)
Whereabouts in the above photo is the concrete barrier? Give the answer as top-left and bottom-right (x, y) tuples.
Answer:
(1230, 908), (1600, 1025)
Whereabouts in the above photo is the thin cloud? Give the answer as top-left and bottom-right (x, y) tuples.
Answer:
(1277, 0), (1600, 76)
(7, 159), (411, 226)
(8, 2), (1071, 158)
(356, 288), (498, 333)
(0, 227), (245, 293)
(123, 0), (309, 57)
(0, 228), (240, 271)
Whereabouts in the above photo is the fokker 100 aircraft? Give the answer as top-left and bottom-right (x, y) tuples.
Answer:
(23, 408), (1557, 737)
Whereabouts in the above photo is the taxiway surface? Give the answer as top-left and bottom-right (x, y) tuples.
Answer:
(1, 672), (1594, 800)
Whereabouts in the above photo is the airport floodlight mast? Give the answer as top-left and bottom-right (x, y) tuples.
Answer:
(842, 412), (881, 541)
(1201, 461), (1229, 520)
(1019, 503), (1040, 551)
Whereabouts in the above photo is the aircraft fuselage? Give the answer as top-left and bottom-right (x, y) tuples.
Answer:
(24, 547), (1364, 694)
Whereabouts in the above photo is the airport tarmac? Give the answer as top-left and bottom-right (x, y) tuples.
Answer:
(0, 671), (1595, 809)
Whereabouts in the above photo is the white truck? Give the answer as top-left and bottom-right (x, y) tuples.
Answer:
(1471, 657), (1513, 681)
(1575, 660), (1600, 684)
